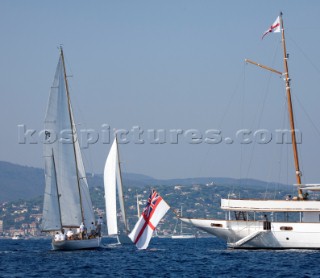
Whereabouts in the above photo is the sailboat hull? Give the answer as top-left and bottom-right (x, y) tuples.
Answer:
(52, 237), (101, 251)
(171, 235), (195, 239)
(181, 217), (320, 249)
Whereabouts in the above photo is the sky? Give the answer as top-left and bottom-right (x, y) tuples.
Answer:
(1, 1), (320, 184)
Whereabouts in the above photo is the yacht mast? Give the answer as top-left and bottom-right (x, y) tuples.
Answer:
(279, 13), (303, 199)
(60, 46), (85, 222)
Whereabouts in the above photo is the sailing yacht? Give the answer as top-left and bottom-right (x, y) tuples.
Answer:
(172, 206), (195, 239)
(181, 13), (320, 249)
(41, 47), (101, 250)
(104, 137), (132, 244)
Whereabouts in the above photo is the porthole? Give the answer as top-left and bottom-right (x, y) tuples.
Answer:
(211, 223), (222, 227)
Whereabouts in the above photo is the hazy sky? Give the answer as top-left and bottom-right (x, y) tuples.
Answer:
(1, 1), (320, 184)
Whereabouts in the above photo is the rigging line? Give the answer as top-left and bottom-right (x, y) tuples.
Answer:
(297, 140), (305, 184)
(287, 35), (320, 75)
(278, 98), (289, 197)
(61, 48), (85, 222)
(228, 61), (248, 195)
(292, 93), (320, 139)
(249, 41), (281, 131)
(271, 98), (287, 199)
(244, 71), (273, 180)
(244, 41), (281, 180)
(282, 97), (292, 195)
(229, 66), (247, 195)
(68, 80), (96, 177)
(63, 54), (75, 80)
(69, 100), (94, 179)
(266, 95), (288, 199)
(291, 92), (320, 185)
(217, 69), (244, 130)
(63, 52), (96, 177)
(280, 97), (300, 195)
(195, 66), (245, 179)
(291, 95), (307, 184)
(238, 61), (247, 188)
(286, 128), (290, 192)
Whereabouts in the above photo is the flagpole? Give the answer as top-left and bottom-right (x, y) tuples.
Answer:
(279, 12), (303, 199)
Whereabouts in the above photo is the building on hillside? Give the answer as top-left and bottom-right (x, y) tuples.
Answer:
(30, 214), (42, 222)
(29, 222), (39, 236)
(14, 216), (25, 222)
(9, 228), (24, 237)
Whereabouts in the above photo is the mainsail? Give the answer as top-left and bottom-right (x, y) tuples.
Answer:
(42, 49), (95, 231)
(104, 138), (129, 235)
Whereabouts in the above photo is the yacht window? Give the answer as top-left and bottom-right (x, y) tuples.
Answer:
(280, 226), (293, 231)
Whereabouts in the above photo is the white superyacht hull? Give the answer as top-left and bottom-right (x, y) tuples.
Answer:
(180, 217), (320, 249)
(52, 237), (101, 251)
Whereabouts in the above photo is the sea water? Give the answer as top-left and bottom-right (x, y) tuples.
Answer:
(0, 237), (319, 277)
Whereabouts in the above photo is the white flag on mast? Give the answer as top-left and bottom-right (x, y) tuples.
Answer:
(262, 16), (281, 39)
(129, 190), (170, 249)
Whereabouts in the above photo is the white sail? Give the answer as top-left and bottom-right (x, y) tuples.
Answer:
(116, 153), (129, 232)
(42, 154), (61, 231)
(104, 139), (118, 235)
(74, 127), (95, 229)
(44, 55), (82, 227)
(43, 54), (93, 229)
(104, 138), (129, 235)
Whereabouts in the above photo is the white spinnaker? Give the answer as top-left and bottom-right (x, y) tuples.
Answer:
(104, 139), (118, 235)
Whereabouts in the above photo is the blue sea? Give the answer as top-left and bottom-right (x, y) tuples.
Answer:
(0, 237), (319, 277)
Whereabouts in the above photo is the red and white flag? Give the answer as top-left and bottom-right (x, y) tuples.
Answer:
(262, 16), (281, 39)
(129, 190), (170, 249)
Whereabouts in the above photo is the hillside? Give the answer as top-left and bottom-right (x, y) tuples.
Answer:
(0, 177), (297, 236)
(0, 161), (300, 236)
(0, 161), (45, 202)
(0, 161), (291, 202)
